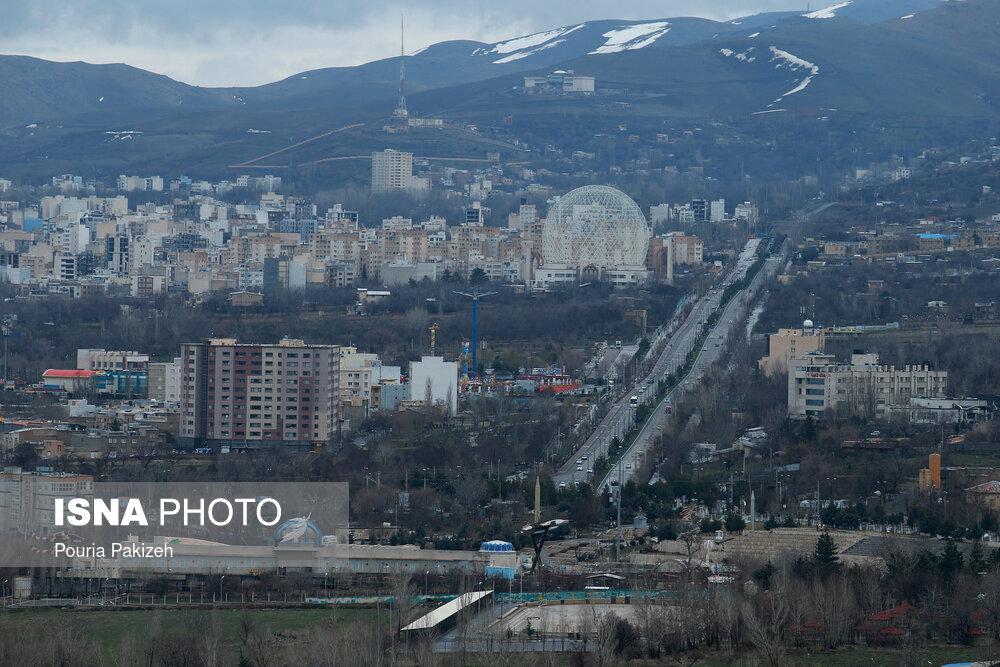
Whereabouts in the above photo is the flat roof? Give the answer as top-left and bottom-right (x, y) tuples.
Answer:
(401, 590), (492, 632)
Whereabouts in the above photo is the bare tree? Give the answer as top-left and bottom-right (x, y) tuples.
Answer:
(594, 609), (622, 667)
(677, 529), (704, 583)
(742, 591), (789, 667)
(239, 611), (275, 667)
(845, 372), (880, 421)
(812, 572), (856, 649)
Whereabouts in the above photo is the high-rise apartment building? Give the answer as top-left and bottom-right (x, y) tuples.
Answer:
(179, 338), (340, 449)
(371, 149), (413, 193)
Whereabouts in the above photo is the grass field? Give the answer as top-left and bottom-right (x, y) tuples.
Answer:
(696, 645), (994, 666)
(0, 606), (383, 662)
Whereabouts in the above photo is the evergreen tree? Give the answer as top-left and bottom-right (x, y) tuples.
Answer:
(988, 545), (1000, 571)
(725, 512), (746, 533)
(814, 531), (840, 567)
(939, 538), (964, 578)
(968, 540), (986, 574)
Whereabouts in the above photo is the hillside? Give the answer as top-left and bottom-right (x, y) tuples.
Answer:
(0, 56), (236, 128)
(3, 0), (998, 180)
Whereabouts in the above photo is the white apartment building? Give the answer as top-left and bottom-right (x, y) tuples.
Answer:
(710, 199), (726, 222)
(788, 352), (947, 419)
(340, 347), (379, 411)
(148, 357), (182, 407)
(734, 201), (759, 227)
(371, 150), (413, 193)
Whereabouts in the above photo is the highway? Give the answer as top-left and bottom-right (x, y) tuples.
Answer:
(596, 239), (785, 492)
(553, 239), (760, 488)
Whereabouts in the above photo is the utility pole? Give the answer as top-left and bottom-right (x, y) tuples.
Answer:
(454, 290), (496, 381)
(616, 461), (623, 562)
(2, 315), (14, 387)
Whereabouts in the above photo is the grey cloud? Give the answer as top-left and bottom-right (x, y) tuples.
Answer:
(0, 0), (808, 85)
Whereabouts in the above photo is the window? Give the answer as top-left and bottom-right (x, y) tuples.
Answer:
(806, 389), (824, 396)
(805, 399), (824, 406)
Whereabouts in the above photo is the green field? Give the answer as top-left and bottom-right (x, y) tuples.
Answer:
(0, 606), (383, 663)
(698, 645), (993, 666)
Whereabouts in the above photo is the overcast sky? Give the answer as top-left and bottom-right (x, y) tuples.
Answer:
(0, 1), (809, 87)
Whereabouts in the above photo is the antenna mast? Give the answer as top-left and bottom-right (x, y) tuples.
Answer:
(395, 15), (408, 119)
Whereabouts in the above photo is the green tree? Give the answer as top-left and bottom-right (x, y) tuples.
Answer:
(725, 512), (746, 533)
(939, 538), (964, 579)
(968, 540), (986, 574)
(814, 531), (839, 567)
(700, 517), (723, 534)
(753, 561), (775, 589)
(988, 546), (1000, 571)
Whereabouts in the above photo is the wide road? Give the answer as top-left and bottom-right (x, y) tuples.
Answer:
(554, 239), (764, 489)
(597, 239), (785, 493)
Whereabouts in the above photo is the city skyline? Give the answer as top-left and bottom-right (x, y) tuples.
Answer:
(0, 1), (813, 87)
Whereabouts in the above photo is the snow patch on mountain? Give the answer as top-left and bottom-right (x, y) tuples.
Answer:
(493, 39), (566, 64)
(488, 25), (584, 55)
(803, 1), (853, 19)
(719, 47), (756, 62)
(769, 46), (819, 102)
(589, 22), (671, 55)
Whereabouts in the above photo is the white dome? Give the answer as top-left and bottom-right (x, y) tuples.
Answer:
(803, 319), (814, 329)
(541, 185), (650, 271)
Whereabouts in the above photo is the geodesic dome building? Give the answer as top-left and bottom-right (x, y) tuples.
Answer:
(537, 185), (651, 286)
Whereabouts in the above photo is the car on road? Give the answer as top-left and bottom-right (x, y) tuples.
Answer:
(576, 465), (583, 471)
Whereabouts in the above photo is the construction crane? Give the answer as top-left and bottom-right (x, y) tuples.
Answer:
(428, 323), (439, 355)
(453, 289), (496, 381)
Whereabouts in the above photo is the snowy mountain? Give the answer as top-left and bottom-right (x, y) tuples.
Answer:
(0, 0), (953, 128)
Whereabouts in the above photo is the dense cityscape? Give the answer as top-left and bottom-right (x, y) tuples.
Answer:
(4, 1), (1000, 665)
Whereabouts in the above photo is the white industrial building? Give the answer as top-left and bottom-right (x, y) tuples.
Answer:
(788, 351), (947, 419)
(77, 348), (149, 372)
(410, 356), (458, 415)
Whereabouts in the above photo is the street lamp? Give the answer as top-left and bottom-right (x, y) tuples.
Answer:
(424, 570), (429, 596)
(220, 574), (225, 602)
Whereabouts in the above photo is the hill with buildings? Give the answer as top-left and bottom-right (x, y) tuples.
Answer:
(2, 0), (998, 180)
